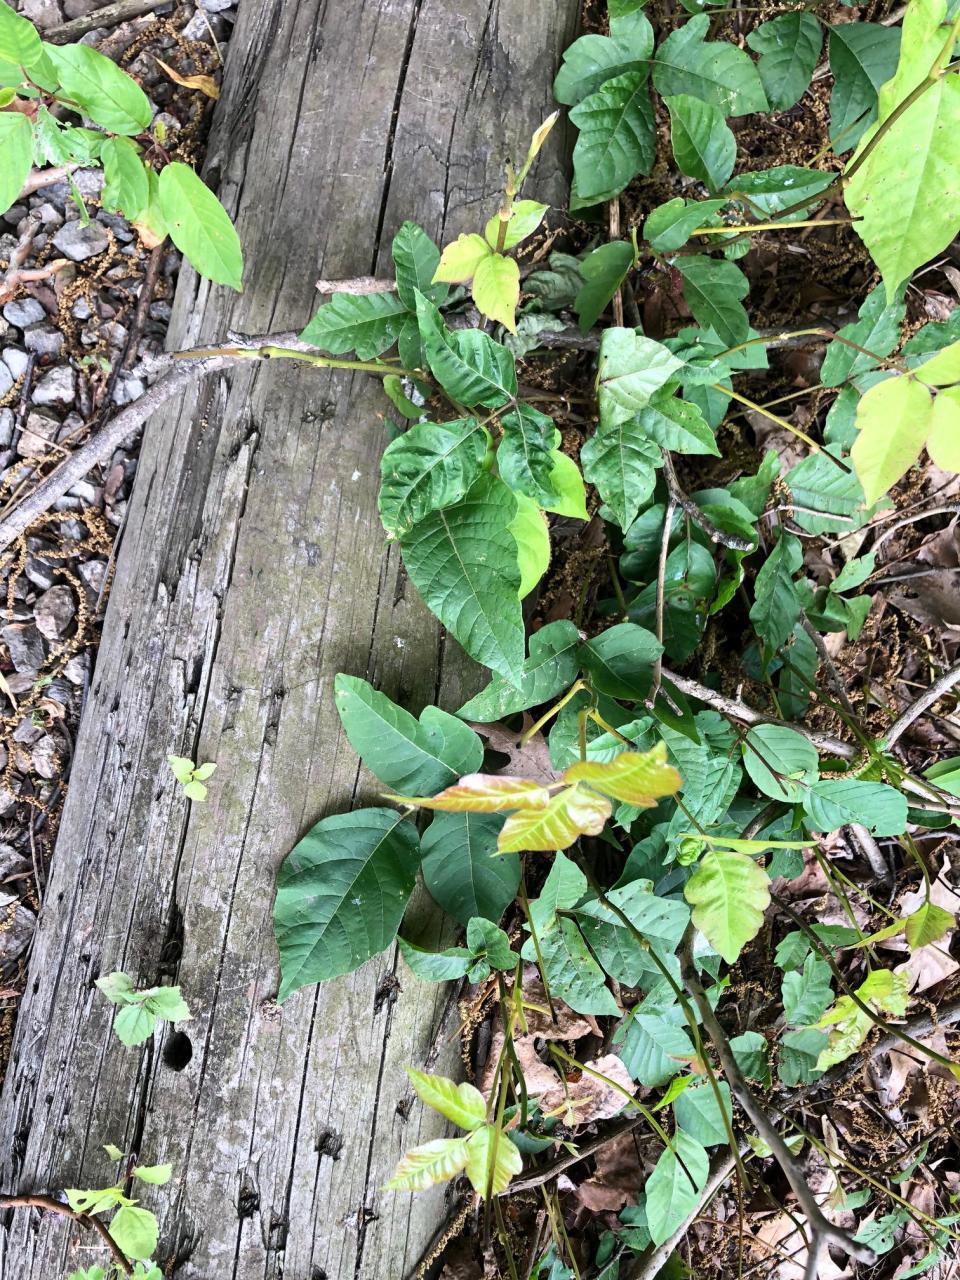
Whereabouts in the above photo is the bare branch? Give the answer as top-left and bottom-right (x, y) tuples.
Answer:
(882, 660), (960, 750)
(44, 0), (172, 43)
(661, 450), (754, 551)
(0, 1193), (132, 1275)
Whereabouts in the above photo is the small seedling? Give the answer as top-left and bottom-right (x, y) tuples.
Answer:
(95, 971), (191, 1047)
(64, 1154), (172, 1277)
(167, 755), (217, 802)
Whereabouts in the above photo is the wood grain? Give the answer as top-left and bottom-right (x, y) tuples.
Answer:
(0, 1), (576, 1276)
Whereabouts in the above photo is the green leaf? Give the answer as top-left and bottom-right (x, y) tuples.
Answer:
(803, 779), (908, 837)
(0, 113), (33, 219)
(143, 986), (190, 1022)
(457, 620), (580, 723)
(674, 256), (749, 348)
(725, 165), (833, 218)
(421, 812), (520, 925)
(466, 917), (516, 971)
(0, 2), (44, 69)
(464, 1124), (523, 1197)
(95, 971), (137, 1005)
(851, 374), (932, 503)
(392, 220), (446, 309)
(597, 327), (686, 429)
(845, 2), (960, 299)
(386, 1137), (471, 1192)
(274, 808), (421, 997)
(633, 391), (719, 456)
(132, 1163), (172, 1186)
(643, 197), (727, 252)
(112, 1005), (155, 1046)
(576, 882), (690, 986)
(685, 848), (771, 965)
(578, 622), (663, 700)
(905, 900), (954, 950)
(673, 1081), (732, 1147)
(378, 418), (487, 538)
(749, 531), (801, 657)
(414, 292), (517, 408)
(483, 199), (548, 250)
(526, 852), (589, 935)
(730, 1030), (770, 1083)
(570, 70), (655, 208)
(407, 1069), (487, 1131)
(47, 42), (151, 134)
(498, 402), (557, 504)
(782, 953), (834, 1026)
(665, 94), (736, 192)
(617, 1011), (695, 1086)
(472, 252), (519, 331)
(100, 136), (149, 219)
(924, 755), (960, 798)
(526, 916), (620, 1015)
(829, 22), (902, 152)
(746, 13), (822, 112)
(398, 936), (472, 981)
(301, 290), (408, 359)
(821, 283), (906, 386)
(779, 1028), (828, 1085)
(183, 779), (208, 802)
(554, 10), (654, 105)
(742, 724), (819, 803)
(644, 1132), (710, 1246)
(652, 14), (768, 117)
(510, 493), (550, 598)
(333, 674), (482, 794)
(574, 240), (635, 332)
(785, 447), (873, 535)
(399, 473), (524, 684)
(581, 416), (660, 531)
(158, 162), (243, 289)
(109, 1206), (158, 1261)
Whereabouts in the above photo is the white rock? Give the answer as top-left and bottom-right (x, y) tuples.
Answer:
(3, 298), (45, 328)
(32, 365), (75, 407)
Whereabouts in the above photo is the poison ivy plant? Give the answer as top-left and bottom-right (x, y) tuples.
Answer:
(0, 6), (241, 283)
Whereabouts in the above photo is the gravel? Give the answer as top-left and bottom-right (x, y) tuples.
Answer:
(18, 412), (59, 458)
(52, 220), (111, 262)
(1, 622), (46, 673)
(33, 584), (76, 640)
(2, 348), (29, 380)
(0, 363), (12, 400)
(32, 365), (75, 408)
(3, 298), (45, 328)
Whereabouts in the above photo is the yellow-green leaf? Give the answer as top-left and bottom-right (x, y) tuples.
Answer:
(564, 743), (681, 806)
(509, 493), (550, 598)
(914, 337), (960, 386)
(433, 232), (491, 283)
(844, 10), (960, 300)
(684, 848), (770, 965)
(472, 252), (520, 332)
(543, 450), (589, 520)
(928, 386), (960, 471)
(851, 374), (932, 503)
(905, 900), (955, 950)
(385, 1137), (471, 1192)
(386, 774), (552, 813)
(406, 1069), (487, 1131)
(497, 785), (612, 853)
(483, 199), (548, 249)
(464, 1124), (523, 1197)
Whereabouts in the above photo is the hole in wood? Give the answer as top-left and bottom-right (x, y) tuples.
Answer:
(163, 1030), (193, 1071)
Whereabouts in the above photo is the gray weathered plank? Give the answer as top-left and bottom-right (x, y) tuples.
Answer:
(0, 1), (576, 1277)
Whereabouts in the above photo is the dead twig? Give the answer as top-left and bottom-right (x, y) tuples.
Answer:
(16, 166), (77, 200)
(43, 0), (172, 43)
(678, 931), (876, 1269)
(882, 660), (960, 750)
(0, 1193), (132, 1275)
(661, 450), (754, 551)
(315, 275), (396, 294)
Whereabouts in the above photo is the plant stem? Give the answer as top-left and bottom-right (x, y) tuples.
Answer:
(691, 217), (853, 235)
(880, 659), (960, 750)
(711, 385), (850, 470)
(177, 344), (418, 378)
(660, 451), (754, 550)
(0, 1194), (133, 1275)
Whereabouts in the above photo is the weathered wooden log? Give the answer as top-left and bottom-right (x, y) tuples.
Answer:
(0, 2), (576, 1276)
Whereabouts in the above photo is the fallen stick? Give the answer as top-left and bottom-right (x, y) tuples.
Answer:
(43, 0), (173, 43)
